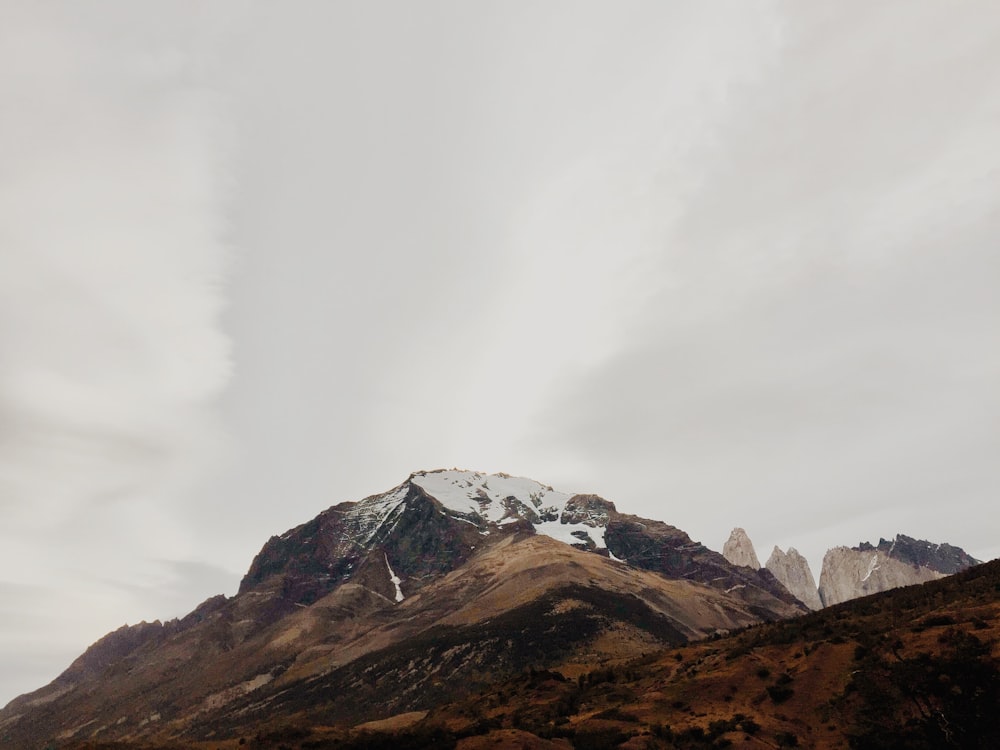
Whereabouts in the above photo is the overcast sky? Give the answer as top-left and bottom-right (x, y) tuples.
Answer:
(2, 1), (998, 706)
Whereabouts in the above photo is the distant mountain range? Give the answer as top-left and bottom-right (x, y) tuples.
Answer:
(721, 526), (981, 609)
(0, 470), (984, 749)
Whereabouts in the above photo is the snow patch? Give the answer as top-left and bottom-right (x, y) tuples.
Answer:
(342, 485), (409, 550)
(412, 470), (615, 552)
(412, 470), (572, 524)
(861, 553), (880, 582)
(385, 554), (404, 603)
(534, 519), (609, 550)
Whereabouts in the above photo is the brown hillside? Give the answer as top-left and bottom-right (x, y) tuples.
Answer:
(71, 556), (993, 750)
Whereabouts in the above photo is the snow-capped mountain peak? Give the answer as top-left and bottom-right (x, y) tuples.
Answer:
(410, 469), (613, 552)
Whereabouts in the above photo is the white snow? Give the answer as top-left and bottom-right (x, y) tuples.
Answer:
(411, 470), (572, 524)
(861, 553), (880, 582)
(534, 519), (612, 551)
(343, 485), (408, 548)
(384, 554), (404, 603)
(344, 470), (626, 561)
(410, 470), (621, 554)
(534, 519), (591, 547)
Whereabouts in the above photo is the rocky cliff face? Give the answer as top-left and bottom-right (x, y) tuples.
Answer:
(722, 527), (761, 569)
(765, 546), (822, 610)
(720, 528), (822, 610)
(719, 528), (979, 612)
(818, 534), (982, 607)
(0, 470), (805, 749)
(868, 534), (980, 574)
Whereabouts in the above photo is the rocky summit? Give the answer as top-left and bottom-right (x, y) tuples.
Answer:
(722, 527), (761, 569)
(0, 470), (805, 749)
(721, 527), (823, 611)
(766, 546), (823, 611)
(818, 534), (982, 607)
(721, 526), (981, 612)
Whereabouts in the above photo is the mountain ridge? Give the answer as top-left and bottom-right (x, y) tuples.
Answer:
(26, 552), (1000, 750)
(720, 526), (981, 611)
(5, 471), (986, 750)
(0, 469), (805, 749)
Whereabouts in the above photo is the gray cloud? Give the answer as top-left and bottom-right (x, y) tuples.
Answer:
(0, 4), (232, 703)
(2, 0), (998, 708)
(526, 2), (1000, 573)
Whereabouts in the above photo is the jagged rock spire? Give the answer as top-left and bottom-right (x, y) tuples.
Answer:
(722, 527), (761, 569)
(766, 546), (822, 610)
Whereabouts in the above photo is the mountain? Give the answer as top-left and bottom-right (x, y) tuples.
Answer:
(818, 533), (982, 606)
(765, 545), (823, 611)
(720, 528), (823, 611)
(370, 557), (999, 750)
(721, 527), (761, 569)
(721, 527), (979, 612)
(0, 470), (804, 749)
(42, 555), (1000, 749)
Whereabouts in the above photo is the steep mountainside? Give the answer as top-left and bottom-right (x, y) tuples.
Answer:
(721, 528), (822, 610)
(0, 470), (804, 749)
(766, 546), (823, 611)
(51, 557), (1000, 750)
(392, 557), (1000, 750)
(818, 534), (982, 607)
(722, 527), (979, 612)
(722, 527), (761, 569)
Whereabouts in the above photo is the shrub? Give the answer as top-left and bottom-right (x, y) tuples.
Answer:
(775, 730), (799, 747)
(651, 723), (673, 739)
(592, 707), (640, 722)
(766, 684), (795, 704)
(571, 727), (631, 749)
(921, 614), (956, 628)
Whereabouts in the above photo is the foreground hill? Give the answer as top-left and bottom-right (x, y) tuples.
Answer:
(139, 557), (997, 750)
(36, 557), (1000, 749)
(392, 558), (1000, 750)
(0, 470), (804, 749)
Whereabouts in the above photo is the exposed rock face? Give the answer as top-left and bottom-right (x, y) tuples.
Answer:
(603, 516), (800, 615)
(766, 546), (822, 610)
(722, 527), (761, 569)
(0, 470), (805, 750)
(867, 534), (980, 574)
(560, 494), (615, 527)
(818, 534), (981, 607)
